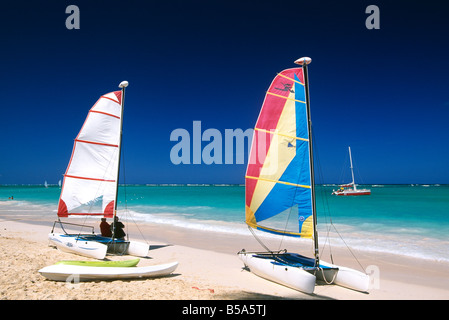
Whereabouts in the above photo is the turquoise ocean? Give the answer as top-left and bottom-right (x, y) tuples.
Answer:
(1, 184), (448, 263)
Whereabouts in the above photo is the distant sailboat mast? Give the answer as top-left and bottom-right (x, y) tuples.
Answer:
(349, 146), (356, 190)
(294, 57), (319, 267)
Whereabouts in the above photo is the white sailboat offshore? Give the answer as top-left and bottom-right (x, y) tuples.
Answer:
(332, 147), (371, 196)
(238, 58), (370, 294)
(48, 81), (149, 260)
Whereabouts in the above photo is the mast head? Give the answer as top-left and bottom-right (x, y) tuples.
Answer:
(119, 81), (129, 88)
(294, 57), (312, 66)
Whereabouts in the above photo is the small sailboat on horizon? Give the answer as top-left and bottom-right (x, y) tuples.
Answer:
(332, 146), (371, 196)
(238, 57), (370, 294)
(48, 81), (149, 260)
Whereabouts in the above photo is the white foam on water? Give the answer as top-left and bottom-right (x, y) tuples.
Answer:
(118, 209), (448, 263)
(3, 200), (448, 263)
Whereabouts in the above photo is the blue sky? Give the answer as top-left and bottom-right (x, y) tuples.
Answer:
(0, 0), (448, 185)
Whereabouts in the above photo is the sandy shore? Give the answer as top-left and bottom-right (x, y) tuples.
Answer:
(1, 202), (449, 301)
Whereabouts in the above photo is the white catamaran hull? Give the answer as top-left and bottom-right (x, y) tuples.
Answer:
(49, 233), (107, 260)
(127, 240), (150, 257)
(238, 252), (317, 294)
(319, 261), (370, 292)
(39, 261), (178, 282)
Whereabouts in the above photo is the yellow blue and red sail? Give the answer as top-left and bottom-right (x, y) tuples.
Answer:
(245, 68), (313, 238)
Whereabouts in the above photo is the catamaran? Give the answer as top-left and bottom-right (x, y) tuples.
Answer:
(238, 57), (370, 294)
(48, 81), (149, 260)
(332, 146), (371, 196)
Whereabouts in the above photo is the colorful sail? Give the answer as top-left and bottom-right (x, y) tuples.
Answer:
(57, 91), (123, 218)
(245, 68), (313, 238)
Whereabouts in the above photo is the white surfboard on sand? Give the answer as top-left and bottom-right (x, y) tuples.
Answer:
(39, 261), (178, 282)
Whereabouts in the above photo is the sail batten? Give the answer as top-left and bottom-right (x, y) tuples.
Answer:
(245, 68), (313, 238)
(266, 91), (306, 104)
(90, 110), (121, 119)
(245, 175), (310, 189)
(254, 127), (308, 142)
(75, 139), (119, 148)
(276, 73), (305, 86)
(64, 174), (116, 182)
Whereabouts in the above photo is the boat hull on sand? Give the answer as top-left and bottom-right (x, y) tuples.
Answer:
(39, 261), (179, 282)
(239, 252), (317, 294)
(49, 233), (107, 259)
(319, 260), (370, 292)
(48, 233), (149, 260)
(238, 251), (369, 294)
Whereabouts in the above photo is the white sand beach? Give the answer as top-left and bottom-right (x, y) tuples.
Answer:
(1, 202), (449, 301)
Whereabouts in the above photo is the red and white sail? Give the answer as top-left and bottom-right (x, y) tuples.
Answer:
(58, 91), (123, 218)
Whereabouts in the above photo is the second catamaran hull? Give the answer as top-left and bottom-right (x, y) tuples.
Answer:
(319, 261), (370, 292)
(127, 240), (150, 257)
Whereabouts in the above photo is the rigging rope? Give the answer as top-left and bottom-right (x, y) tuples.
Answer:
(119, 142), (150, 245)
(313, 131), (366, 273)
(313, 132), (334, 264)
(248, 226), (273, 253)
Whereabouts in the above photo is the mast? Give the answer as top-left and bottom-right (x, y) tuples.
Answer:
(113, 81), (128, 221)
(294, 57), (319, 266)
(348, 146), (356, 190)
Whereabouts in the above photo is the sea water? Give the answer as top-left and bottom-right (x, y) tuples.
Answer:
(1, 184), (448, 262)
